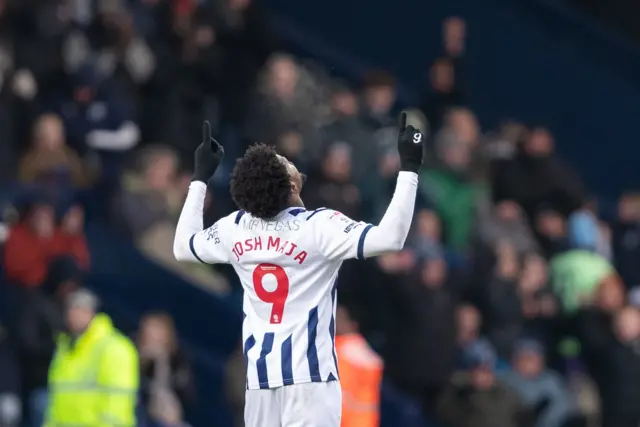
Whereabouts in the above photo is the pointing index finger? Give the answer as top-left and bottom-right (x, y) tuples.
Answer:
(203, 120), (211, 147)
(399, 112), (407, 132)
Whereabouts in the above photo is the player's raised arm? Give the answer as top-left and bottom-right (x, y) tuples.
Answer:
(314, 112), (424, 260)
(173, 121), (229, 264)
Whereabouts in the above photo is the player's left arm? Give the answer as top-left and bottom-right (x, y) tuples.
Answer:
(173, 121), (229, 264)
(312, 171), (418, 261)
(314, 112), (422, 261)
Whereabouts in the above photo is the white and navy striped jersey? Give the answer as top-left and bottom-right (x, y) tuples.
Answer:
(189, 207), (373, 389)
(175, 173), (418, 389)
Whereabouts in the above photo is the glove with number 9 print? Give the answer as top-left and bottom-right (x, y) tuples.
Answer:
(396, 111), (425, 173)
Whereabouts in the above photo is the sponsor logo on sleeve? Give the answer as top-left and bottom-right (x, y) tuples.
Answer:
(343, 221), (362, 234)
(205, 224), (221, 244)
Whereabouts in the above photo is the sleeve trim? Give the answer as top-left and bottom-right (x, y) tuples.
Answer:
(357, 224), (374, 260)
(189, 234), (205, 263)
(306, 207), (328, 221)
(234, 210), (246, 224)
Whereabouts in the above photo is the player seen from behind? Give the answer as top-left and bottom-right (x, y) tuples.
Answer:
(173, 114), (425, 427)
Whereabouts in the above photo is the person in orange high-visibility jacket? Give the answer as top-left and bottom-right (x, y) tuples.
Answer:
(335, 305), (383, 427)
(46, 289), (139, 427)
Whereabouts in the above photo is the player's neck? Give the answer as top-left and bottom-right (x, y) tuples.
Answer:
(289, 197), (304, 208)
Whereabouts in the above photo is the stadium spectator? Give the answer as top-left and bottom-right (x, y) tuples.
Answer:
(456, 304), (482, 350)
(3, 202), (89, 288)
(383, 256), (458, 416)
(46, 62), (140, 184)
(550, 245), (622, 314)
(442, 16), (467, 69)
(111, 144), (228, 292)
(137, 312), (195, 417)
(420, 58), (465, 132)
(500, 339), (575, 427)
(275, 130), (308, 173)
(535, 208), (571, 258)
(303, 142), (361, 218)
(437, 339), (532, 427)
(18, 114), (93, 189)
(335, 305), (383, 427)
(3, 202), (56, 288)
(321, 85), (381, 198)
(612, 193), (640, 289)
(147, 388), (191, 427)
(476, 200), (540, 256)
(443, 108), (480, 154)
(244, 53), (329, 149)
(358, 70), (398, 171)
(46, 289), (138, 427)
(214, 0), (276, 126)
(14, 259), (79, 427)
(572, 306), (640, 427)
(567, 206), (612, 258)
(420, 123), (485, 250)
(360, 70), (397, 130)
(110, 145), (180, 239)
(479, 240), (524, 358)
(517, 254), (559, 347)
(408, 209), (446, 262)
(492, 127), (586, 221)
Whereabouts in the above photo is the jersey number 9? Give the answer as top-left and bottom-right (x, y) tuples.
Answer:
(253, 263), (290, 324)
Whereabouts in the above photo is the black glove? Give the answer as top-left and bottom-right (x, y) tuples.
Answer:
(193, 120), (225, 183)
(397, 112), (425, 173)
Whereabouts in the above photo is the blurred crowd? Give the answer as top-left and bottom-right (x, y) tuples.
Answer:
(1, 1), (640, 427)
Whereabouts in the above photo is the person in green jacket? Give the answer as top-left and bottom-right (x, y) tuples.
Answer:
(46, 288), (139, 427)
(550, 249), (621, 314)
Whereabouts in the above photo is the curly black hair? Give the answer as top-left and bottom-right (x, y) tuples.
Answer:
(230, 143), (292, 219)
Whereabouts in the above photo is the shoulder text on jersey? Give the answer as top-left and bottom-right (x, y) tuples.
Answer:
(242, 219), (301, 232)
(232, 236), (308, 264)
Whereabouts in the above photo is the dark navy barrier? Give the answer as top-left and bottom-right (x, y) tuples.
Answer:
(264, 0), (640, 197)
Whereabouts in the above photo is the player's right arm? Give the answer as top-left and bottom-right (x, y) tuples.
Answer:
(173, 121), (229, 264)
(313, 113), (425, 261)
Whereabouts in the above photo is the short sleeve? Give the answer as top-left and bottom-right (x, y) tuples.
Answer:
(311, 209), (373, 261)
(189, 213), (234, 264)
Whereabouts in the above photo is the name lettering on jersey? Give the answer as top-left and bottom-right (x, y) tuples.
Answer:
(242, 219), (301, 232)
(205, 224), (221, 244)
(231, 236), (308, 264)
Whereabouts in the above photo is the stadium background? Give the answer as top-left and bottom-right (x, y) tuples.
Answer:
(1, 0), (640, 426)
